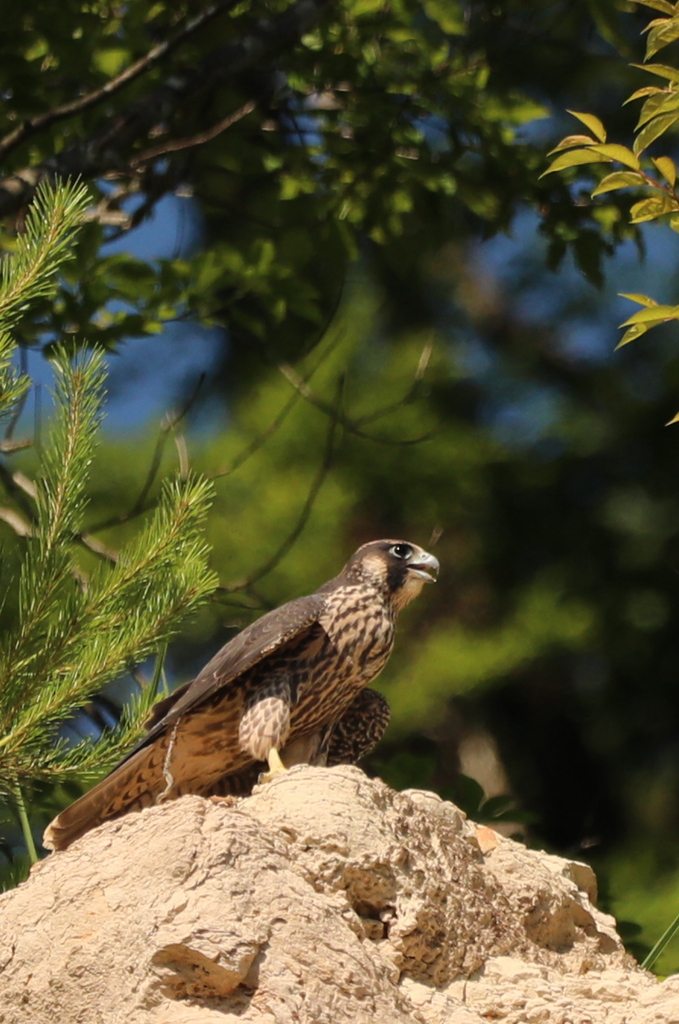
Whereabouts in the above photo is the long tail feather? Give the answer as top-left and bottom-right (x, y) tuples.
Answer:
(43, 745), (161, 851)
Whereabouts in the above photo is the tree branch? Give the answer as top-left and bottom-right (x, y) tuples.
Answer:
(0, 0), (335, 221)
(222, 389), (340, 593)
(131, 101), (256, 167)
(87, 375), (204, 533)
(273, 358), (432, 446)
(0, 1), (240, 164)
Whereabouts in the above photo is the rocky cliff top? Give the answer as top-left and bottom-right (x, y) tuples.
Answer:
(1, 765), (677, 1023)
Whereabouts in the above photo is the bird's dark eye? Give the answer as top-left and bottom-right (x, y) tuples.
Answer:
(390, 543), (413, 560)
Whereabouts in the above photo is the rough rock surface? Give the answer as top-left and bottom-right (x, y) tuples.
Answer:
(0, 765), (675, 1023)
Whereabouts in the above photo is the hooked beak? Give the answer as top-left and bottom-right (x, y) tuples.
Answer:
(408, 551), (440, 583)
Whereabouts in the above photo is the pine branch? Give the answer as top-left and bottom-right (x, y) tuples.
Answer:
(0, 183), (218, 800)
(0, 475), (217, 786)
(0, 180), (90, 330)
(0, 351), (106, 705)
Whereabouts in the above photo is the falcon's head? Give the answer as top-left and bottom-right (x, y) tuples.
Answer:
(345, 539), (440, 612)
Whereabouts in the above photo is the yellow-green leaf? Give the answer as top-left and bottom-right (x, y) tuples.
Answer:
(619, 303), (679, 326)
(93, 46), (130, 77)
(634, 112), (679, 155)
(422, 0), (465, 33)
(547, 134), (598, 155)
(652, 155), (677, 185)
(624, 86), (664, 104)
(666, 409), (679, 425)
(637, 91), (679, 129)
(591, 171), (647, 196)
(630, 194), (679, 222)
(615, 323), (649, 349)
(589, 144), (641, 169)
(641, 16), (671, 33)
(566, 110), (607, 142)
(619, 293), (659, 307)
(671, 213), (679, 232)
(646, 18), (679, 59)
(632, 62), (679, 83)
(636, 0), (676, 14)
(540, 149), (611, 177)
(351, 0), (385, 15)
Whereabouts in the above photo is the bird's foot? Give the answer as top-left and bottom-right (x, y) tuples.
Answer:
(259, 747), (288, 784)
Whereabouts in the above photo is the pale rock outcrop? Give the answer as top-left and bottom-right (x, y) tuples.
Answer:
(0, 765), (675, 1023)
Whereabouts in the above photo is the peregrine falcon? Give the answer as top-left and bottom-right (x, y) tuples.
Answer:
(44, 539), (439, 851)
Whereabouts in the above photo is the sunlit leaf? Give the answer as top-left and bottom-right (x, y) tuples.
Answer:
(540, 149), (611, 177)
(422, 0), (465, 33)
(350, 0), (385, 15)
(634, 111), (679, 154)
(566, 109), (607, 142)
(652, 155), (677, 185)
(619, 293), (660, 307)
(616, 323), (649, 349)
(591, 171), (647, 195)
(636, 91), (679, 129)
(666, 410), (679, 425)
(619, 303), (679, 326)
(635, 0), (676, 14)
(547, 134), (598, 155)
(589, 144), (641, 169)
(630, 194), (679, 221)
(632, 62), (679, 82)
(624, 86), (665, 104)
(646, 18), (679, 59)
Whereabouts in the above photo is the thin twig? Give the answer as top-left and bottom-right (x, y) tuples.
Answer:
(0, 1), (239, 162)
(211, 319), (348, 482)
(223, 384), (340, 593)
(0, 440), (31, 453)
(4, 348), (29, 441)
(212, 389), (302, 481)
(0, 462), (36, 521)
(354, 337), (434, 426)
(74, 532), (119, 565)
(87, 376), (204, 533)
(0, 507), (32, 537)
(274, 358), (432, 446)
(174, 432), (189, 481)
(131, 101), (256, 167)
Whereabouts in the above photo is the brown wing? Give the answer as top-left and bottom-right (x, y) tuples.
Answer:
(108, 592), (326, 770)
(43, 592), (327, 851)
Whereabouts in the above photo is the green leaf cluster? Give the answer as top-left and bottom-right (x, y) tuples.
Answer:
(543, 1), (679, 367)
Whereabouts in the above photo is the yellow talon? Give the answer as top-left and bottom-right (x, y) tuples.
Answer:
(259, 746), (288, 784)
